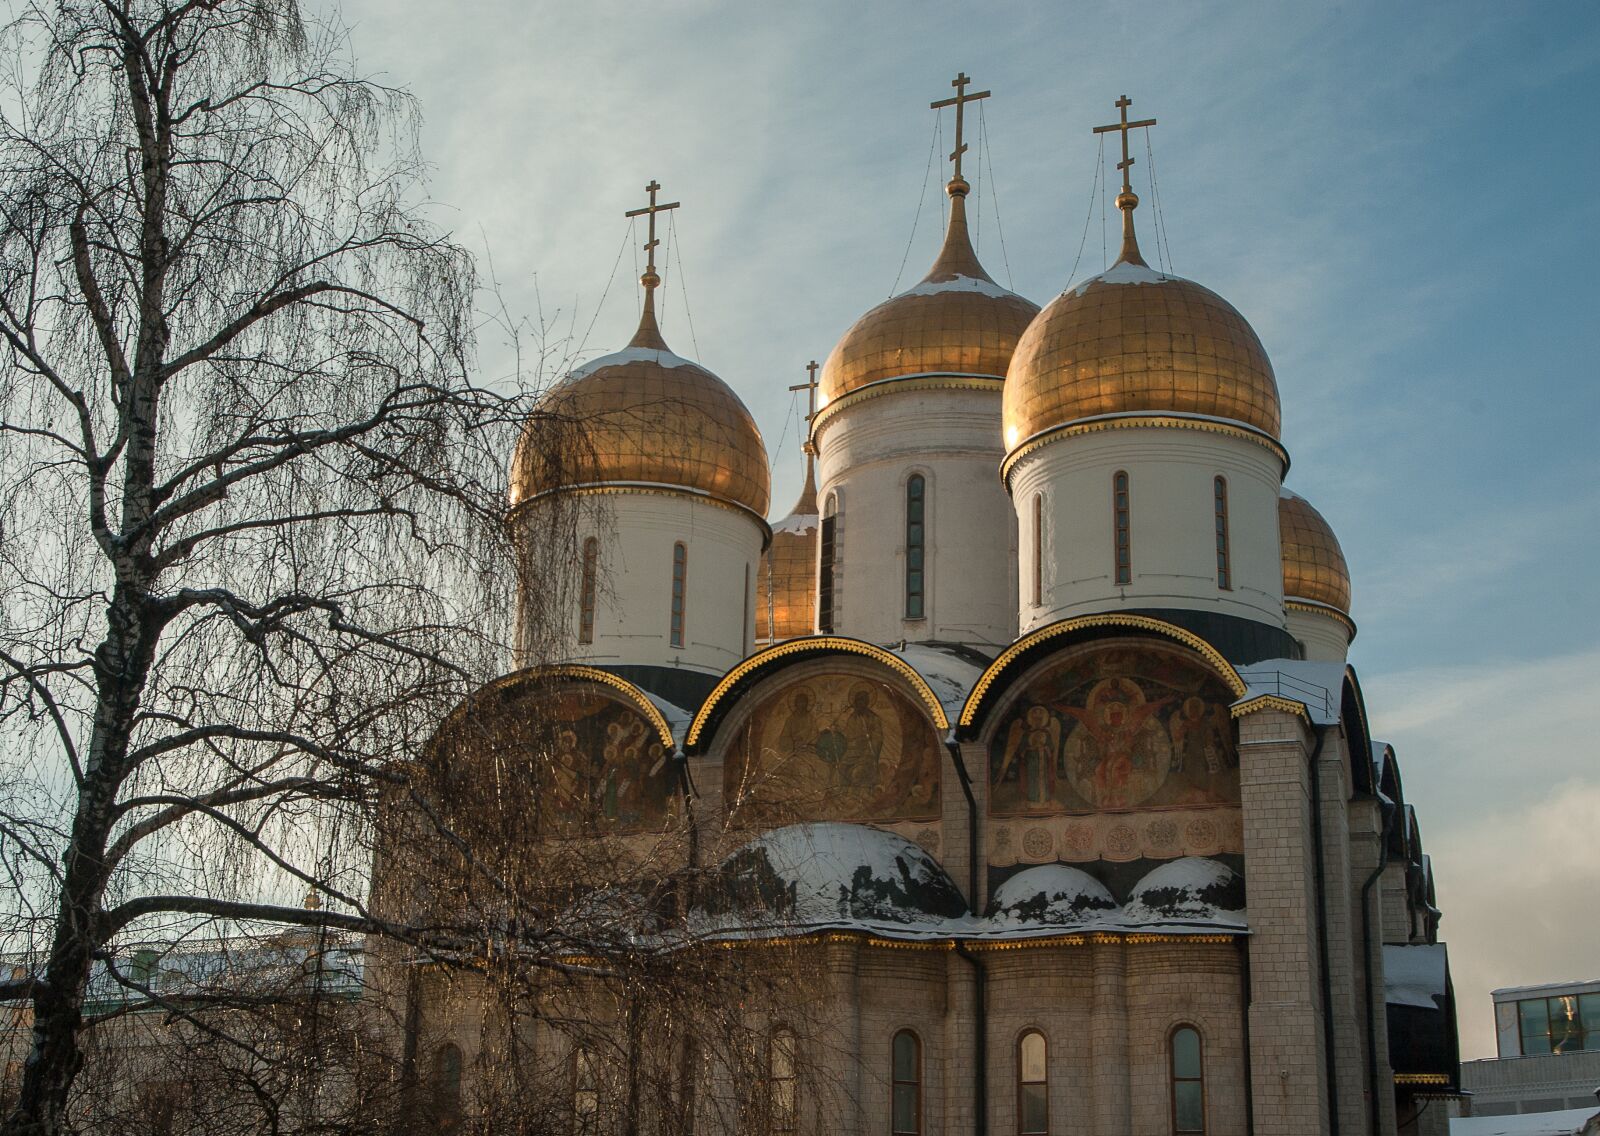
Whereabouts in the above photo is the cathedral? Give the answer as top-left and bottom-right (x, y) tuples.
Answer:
(373, 82), (1460, 1136)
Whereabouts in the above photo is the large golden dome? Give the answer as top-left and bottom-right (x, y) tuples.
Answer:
(1279, 490), (1352, 614)
(510, 304), (770, 518)
(818, 183), (1038, 412)
(1002, 214), (1281, 457)
(757, 461), (819, 642)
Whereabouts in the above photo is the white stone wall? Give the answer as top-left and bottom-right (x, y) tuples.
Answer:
(1009, 425), (1286, 634)
(814, 386), (1018, 649)
(1289, 606), (1353, 663)
(518, 491), (763, 674)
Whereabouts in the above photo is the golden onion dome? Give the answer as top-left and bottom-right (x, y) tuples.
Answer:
(818, 180), (1039, 412)
(1279, 490), (1352, 614)
(756, 460), (819, 643)
(1002, 192), (1281, 458)
(510, 300), (770, 519)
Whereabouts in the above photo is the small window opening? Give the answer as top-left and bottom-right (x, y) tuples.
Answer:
(579, 537), (598, 643)
(905, 475), (926, 619)
(670, 542), (687, 648)
(1113, 471), (1132, 586)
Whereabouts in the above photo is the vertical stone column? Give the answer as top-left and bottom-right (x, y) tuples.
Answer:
(1346, 795), (1383, 1136)
(1090, 938), (1131, 1133)
(830, 938), (864, 1134)
(943, 950), (977, 1136)
(1238, 707), (1331, 1136)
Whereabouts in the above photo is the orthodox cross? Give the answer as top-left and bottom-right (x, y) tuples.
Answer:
(788, 360), (821, 456)
(931, 72), (991, 183)
(1092, 95), (1157, 197)
(624, 179), (680, 282)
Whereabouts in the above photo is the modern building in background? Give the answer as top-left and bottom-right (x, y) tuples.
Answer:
(1459, 980), (1600, 1119)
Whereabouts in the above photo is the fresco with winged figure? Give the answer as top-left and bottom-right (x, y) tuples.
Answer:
(723, 674), (942, 823)
(989, 643), (1238, 816)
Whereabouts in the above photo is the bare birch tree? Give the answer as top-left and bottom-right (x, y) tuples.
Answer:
(0, 1), (537, 1130)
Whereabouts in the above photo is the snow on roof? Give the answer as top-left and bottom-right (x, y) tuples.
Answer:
(889, 643), (987, 729)
(698, 825), (1249, 943)
(1072, 261), (1172, 295)
(770, 511), (818, 536)
(1122, 857), (1247, 929)
(1384, 943), (1449, 1009)
(1450, 1108), (1600, 1136)
(564, 344), (699, 383)
(1236, 658), (1344, 724)
(901, 274), (1020, 300)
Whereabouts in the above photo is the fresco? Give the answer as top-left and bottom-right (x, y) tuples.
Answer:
(989, 644), (1238, 816)
(723, 675), (942, 823)
(537, 688), (675, 832)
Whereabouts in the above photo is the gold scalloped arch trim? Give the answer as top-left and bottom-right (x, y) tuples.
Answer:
(958, 614), (1247, 730)
(439, 664), (676, 751)
(1000, 413), (1290, 490)
(685, 636), (950, 749)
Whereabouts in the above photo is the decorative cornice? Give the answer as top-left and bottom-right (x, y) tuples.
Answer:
(1001, 412), (1290, 489)
(1392, 1073), (1451, 1087)
(1285, 598), (1359, 639)
(705, 929), (1239, 951)
(509, 482), (773, 550)
(686, 636), (950, 750)
(810, 373), (1004, 444)
(1230, 693), (1312, 723)
(959, 614), (1247, 730)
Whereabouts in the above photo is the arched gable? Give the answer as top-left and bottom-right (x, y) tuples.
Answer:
(686, 636), (950, 752)
(426, 665), (679, 836)
(958, 615), (1246, 739)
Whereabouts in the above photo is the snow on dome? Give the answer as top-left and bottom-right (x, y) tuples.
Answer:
(1122, 858), (1246, 927)
(702, 822), (968, 934)
(987, 864), (1119, 928)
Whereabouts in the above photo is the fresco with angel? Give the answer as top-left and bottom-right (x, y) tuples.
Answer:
(988, 642), (1240, 815)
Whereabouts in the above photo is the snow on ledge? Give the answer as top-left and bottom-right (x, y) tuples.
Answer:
(565, 345), (699, 382)
(901, 274), (1020, 300)
(1450, 1109), (1600, 1136)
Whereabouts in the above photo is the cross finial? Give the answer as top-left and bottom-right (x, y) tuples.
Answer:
(1091, 94), (1158, 266)
(931, 71), (991, 192)
(624, 179), (681, 290)
(622, 179), (681, 348)
(788, 359), (822, 457)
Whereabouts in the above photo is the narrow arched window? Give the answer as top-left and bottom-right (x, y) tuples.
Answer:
(1170, 1026), (1205, 1134)
(1032, 493), (1044, 606)
(905, 475), (926, 619)
(892, 1030), (921, 1136)
(769, 1028), (798, 1133)
(573, 1048), (599, 1135)
(429, 1043), (462, 1134)
(1213, 477), (1231, 590)
(1113, 471), (1132, 585)
(578, 537), (599, 644)
(818, 495), (838, 634)
(1018, 1030), (1048, 1134)
(670, 542), (687, 648)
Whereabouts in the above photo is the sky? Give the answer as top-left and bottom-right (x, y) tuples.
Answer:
(336, 0), (1600, 1059)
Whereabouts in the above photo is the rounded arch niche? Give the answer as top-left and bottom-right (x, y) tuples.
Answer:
(984, 637), (1242, 819)
(712, 655), (946, 830)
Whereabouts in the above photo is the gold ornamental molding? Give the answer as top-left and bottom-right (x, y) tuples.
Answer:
(439, 664), (676, 751)
(1229, 693), (1312, 723)
(809, 373), (1004, 445)
(704, 929), (1240, 952)
(686, 635), (950, 749)
(959, 614), (1247, 730)
(509, 483), (774, 550)
(1392, 1073), (1451, 1087)
(999, 413), (1291, 489)
(1285, 598), (1359, 640)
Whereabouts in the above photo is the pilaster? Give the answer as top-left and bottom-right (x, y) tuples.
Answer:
(1090, 939), (1131, 1133)
(1238, 707), (1331, 1136)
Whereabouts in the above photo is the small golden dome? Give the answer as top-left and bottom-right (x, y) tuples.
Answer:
(1279, 491), (1352, 614)
(818, 185), (1038, 411)
(757, 461), (819, 642)
(510, 304), (770, 518)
